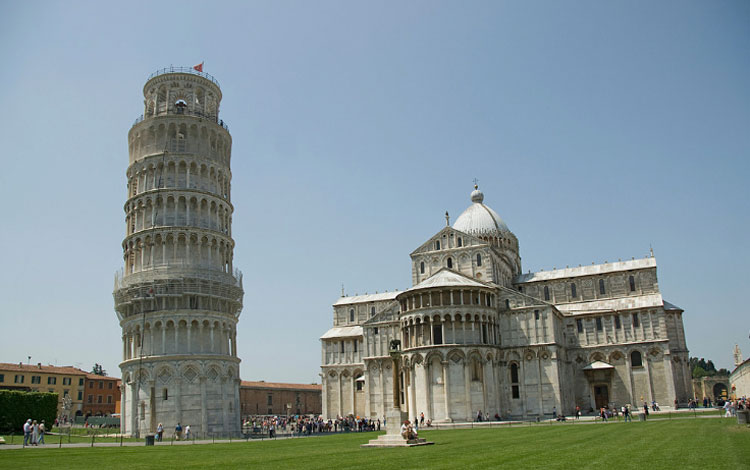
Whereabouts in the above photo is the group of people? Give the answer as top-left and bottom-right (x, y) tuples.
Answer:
(171, 422), (191, 440)
(722, 397), (747, 417)
(242, 414), (388, 437)
(22, 419), (46, 446)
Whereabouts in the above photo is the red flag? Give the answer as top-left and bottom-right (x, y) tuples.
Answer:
(193, 62), (204, 72)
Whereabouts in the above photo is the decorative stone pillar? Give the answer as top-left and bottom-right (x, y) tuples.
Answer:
(442, 360), (452, 421)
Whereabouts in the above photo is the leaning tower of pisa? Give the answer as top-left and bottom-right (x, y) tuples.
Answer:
(114, 67), (244, 438)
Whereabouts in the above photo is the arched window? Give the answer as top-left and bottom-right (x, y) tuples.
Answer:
(570, 283), (577, 298)
(420, 262), (425, 274)
(476, 254), (482, 266)
(447, 257), (453, 269)
(543, 286), (550, 301)
(629, 275), (636, 292)
(457, 237), (462, 247)
(435, 240), (440, 250)
(371, 307), (376, 316)
(349, 309), (354, 322)
(631, 351), (642, 367)
(599, 279), (606, 295)
(505, 299), (510, 309)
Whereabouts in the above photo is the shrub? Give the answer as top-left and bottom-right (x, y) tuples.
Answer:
(0, 390), (58, 433)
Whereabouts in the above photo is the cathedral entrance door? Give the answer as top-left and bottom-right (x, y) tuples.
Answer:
(594, 385), (609, 410)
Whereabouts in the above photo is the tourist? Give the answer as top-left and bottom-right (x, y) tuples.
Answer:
(600, 408), (608, 422)
(575, 406), (581, 419)
(552, 407), (557, 419)
(400, 420), (409, 439)
(476, 410), (483, 422)
(175, 422), (182, 440)
(420, 412), (424, 426)
(184, 425), (191, 440)
(643, 402), (649, 416)
(38, 421), (45, 445)
(31, 420), (40, 445)
(622, 406), (631, 422)
(23, 419), (31, 446)
(157, 423), (164, 441)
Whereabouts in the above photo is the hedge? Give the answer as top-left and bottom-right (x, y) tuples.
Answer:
(0, 390), (58, 433)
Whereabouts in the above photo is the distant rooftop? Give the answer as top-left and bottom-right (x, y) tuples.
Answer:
(320, 326), (363, 339)
(515, 257), (656, 283)
(333, 291), (401, 306)
(240, 380), (321, 391)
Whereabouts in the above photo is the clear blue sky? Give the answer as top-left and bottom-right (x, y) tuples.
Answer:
(0, 1), (748, 382)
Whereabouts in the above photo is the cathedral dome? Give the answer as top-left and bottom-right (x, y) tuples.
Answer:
(453, 186), (510, 235)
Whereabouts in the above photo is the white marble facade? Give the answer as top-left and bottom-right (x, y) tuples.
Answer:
(115, 69), (244, 437)
(321, 187), (691, 421)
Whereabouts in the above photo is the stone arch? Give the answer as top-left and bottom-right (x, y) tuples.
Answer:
(447, 349), (465, 364)
(156, 365), (174, 384)
(609, 350), (625, 363)
(181, 364), (200, 383)
(206, 365), (221, 382)
(424, 351), (444, 364)
(590, 351), (605, 362)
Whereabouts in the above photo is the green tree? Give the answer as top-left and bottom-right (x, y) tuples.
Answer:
(91, 363), (107, 376)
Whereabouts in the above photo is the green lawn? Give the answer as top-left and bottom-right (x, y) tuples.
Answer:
(2, 419), (747, 469)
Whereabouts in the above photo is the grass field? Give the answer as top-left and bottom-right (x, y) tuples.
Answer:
(2, 419), (747, 469)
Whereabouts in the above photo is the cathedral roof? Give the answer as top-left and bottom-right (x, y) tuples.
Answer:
(453, 186), (510, 236)
(333, 291), (401, 306)
(514, 257), (656, 283)
(320, 325), (363, 339)
(555, 293), (664, 315)
(403, 268), (489, 294)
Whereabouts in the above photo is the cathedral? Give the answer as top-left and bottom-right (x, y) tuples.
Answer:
(320, 186), (692, 421)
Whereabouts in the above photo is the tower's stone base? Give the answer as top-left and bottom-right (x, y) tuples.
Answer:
(361, 409), (433, 448)
(361, 434), (433, 447)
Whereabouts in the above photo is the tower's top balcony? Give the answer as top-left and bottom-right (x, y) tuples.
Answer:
(146, 66), (221, 89)
(137, 66), (226, 131)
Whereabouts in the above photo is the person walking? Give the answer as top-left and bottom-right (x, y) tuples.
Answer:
(156, 423), (164, 442)
(38, 421), (46, 445)
(23, 419), (32, 446)
(175, 422), (182, 440)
